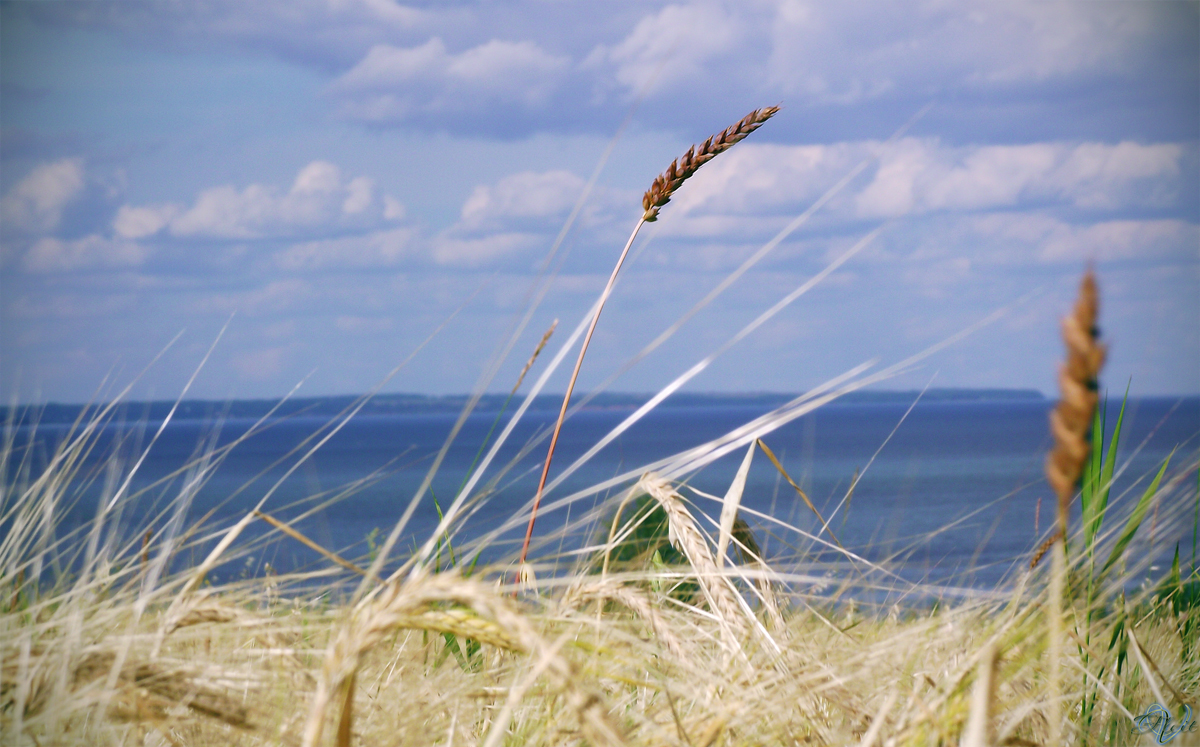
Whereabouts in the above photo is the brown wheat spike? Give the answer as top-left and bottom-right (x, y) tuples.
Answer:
(642, 106), (780, 223)
(512, 319), (557, 395)
(1045, 268), (1106, 521)
(1044, 267), (1104, 747)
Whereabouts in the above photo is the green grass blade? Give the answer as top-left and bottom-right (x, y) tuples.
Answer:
(1089, 382), (1130, 552)
(1100, 449), (1174, 580)
(1193, 465), (1199, 576)
(1081, 404), (1104, 554)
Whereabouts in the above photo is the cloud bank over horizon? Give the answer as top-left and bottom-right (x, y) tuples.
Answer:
(2, 1), (1197, 402)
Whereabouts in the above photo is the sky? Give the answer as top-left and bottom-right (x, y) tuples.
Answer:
(1, 0), (1197, 404)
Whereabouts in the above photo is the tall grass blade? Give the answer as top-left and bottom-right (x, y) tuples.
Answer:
(717, 443), (754, 569)
(1084, 381), (1130, 554)
(1100, 449), (1175, 580)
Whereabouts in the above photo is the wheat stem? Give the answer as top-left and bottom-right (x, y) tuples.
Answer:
(520, 107), (779, 566)
(519, 218), (645, 565)
(1045, 267), (1105, 746)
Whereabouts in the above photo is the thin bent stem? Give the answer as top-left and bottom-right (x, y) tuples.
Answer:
(519, 218), (646, 565)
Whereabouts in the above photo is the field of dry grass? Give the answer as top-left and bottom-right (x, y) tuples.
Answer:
(3, 108), (1197, 746)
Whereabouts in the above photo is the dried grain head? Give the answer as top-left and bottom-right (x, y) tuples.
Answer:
(638, 472), (749, 650)
(559, 578), (685, 658)
(641, 106), (780, 223)
(1045, 269), (1106, 513)
(303, 572), (626, 747)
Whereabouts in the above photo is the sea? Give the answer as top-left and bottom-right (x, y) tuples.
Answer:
(6, 391), (1198, 601)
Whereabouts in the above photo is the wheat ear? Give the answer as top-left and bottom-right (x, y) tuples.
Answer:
(1045, 267), (1105, 746)
(302, 573), (625, 747)
(519, 106), (779, 566)
(638, 472), (749, 653)
(560, 579), (685, 658)
(642, 106), (780, 222)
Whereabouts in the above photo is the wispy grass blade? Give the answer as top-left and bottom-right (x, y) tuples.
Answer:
(717, 443), (754, 569)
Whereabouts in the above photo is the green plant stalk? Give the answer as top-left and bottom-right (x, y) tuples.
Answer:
(1099, 449), (1174, 582)
(1079, 386), (1126, 742)
(1193, 466), (1199, 577)
(519, 218), (646, 565)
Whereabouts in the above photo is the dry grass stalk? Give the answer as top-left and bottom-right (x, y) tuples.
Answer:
(962, 642), (998, 747)
(303, 572), (626, 747)
(757, 438), (844, 551)
(513, 320), (557, 395)
(520, 107), (779, 566)
(1044, 267), (1105, 747)
(1028, 530), (1057, 570)
(38, 650), (257, 731)
(641, 106), (780, 223)
(638, 472), (750, 652)
(559, 578), (685, 658)
(731, 515), (786, 632)
(254, 510), (370, 578)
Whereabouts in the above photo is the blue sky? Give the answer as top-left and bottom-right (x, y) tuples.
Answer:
(1, 0), (1197, 403)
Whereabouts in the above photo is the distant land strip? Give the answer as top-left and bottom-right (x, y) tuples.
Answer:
(0, 389), (1054, 426)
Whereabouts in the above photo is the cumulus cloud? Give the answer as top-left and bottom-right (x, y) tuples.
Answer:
(1038, 219), (1199, 263)
(169, 161), (393, 238)
(23, 234), (150, 273)
(332, 37), (569, 122)
(28, 0), (1195, 140)
(894, 213), (1197, 274)
(660, 138), (1186, 224)
(274, 227), (416, 271)
(112, 204), (180, 239)
(1, 158), (86, 233)
(586, 3), (742, 94)
(459, 170), (586, 230)
(113, 161), (404, 241)
(430, 169), (630, 267)
(764, 0), (1167, 103)
(855, 140), (1183, 217)
(431, 233), (540, 267)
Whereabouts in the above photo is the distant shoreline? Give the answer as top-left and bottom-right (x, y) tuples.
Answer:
(0, 388), (1062, 425)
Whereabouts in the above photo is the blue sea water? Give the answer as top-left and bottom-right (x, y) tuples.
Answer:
(9, 395), (1199, 596)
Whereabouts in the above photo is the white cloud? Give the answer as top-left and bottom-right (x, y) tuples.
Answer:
(1, 159), (86, 233)
(666, 141), (861, 217)
(655, 138), (1187, 237)
(1038, 219), (1199, 264)
(898, 212), (1197, 269)
(764, 0), (1166, 104)
(113, 204), (180, 239)
(23, 234), (150, 273)
(274, 227), (416, 270)
(459, 170), (586, 230)
(431, 233), (539, 267)
(587, 3), (742, 94)
(383, 195), (406, 221)
(429, 169), (630, 267)
(856, 140), (1183, 217)
(115, 161), (402, 240)
(333, 37), (569, 121)
(342, 176), (374, 214)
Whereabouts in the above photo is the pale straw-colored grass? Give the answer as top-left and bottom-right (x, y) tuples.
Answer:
(2, 102), (1195, 747)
